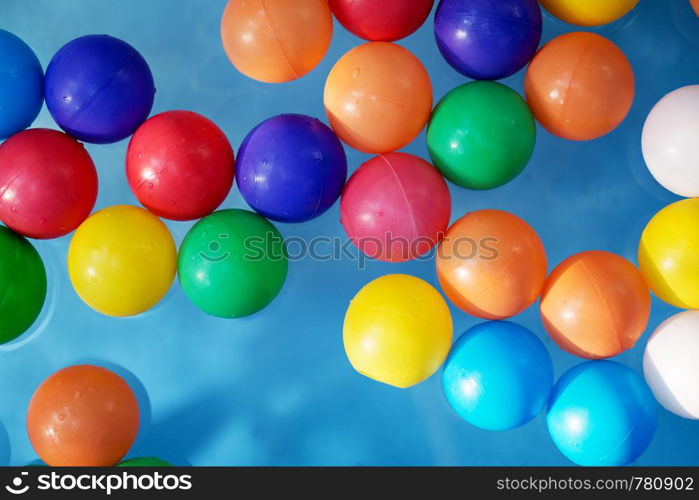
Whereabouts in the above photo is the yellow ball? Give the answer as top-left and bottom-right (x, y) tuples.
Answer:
(343, 274), (453, 388)
(639, 198), (699, 309)
(68, 205), (177, 317)
(540, 0), (639, 27)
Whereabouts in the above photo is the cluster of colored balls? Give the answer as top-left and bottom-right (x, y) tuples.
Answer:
(2, 0), (693, 469)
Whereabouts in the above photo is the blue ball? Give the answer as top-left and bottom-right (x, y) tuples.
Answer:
(44, 35), (155, 144)
(547, 361), (657, 466)
(442, 321), (553, 431)
(434, 0), (542, 80)
(0, 30), (43, 139)
(237, 114), (347, 223)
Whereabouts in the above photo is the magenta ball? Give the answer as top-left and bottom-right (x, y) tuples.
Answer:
(340, 152), (451, 262)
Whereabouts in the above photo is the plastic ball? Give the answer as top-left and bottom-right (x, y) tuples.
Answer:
(524, 32), (634, 141)
(324, 42), (433, 154)
(436, 209), (547, 319)
(329, 0), (434, 42)
(343, 274), (453, 388)
(644, 311), (699, 420)
(220, 0), (333, 84)
(693, 0), (699, 17)
(178, 209), (288, 318)
(44, 35), (155, 144)
(427, 81), (535, 189)
(0, 129), (98, 239)
(434, 0), (542, 81)
(126, 110), (235, 221)
(0, 30), (43, 139)
(547, 361), (657, 466)
(237, 114), (347, 223)
(340, 153), (451, 262)
(0, 226), (46, 344)
(541, 251), (650, 359)
(639, 199), (699, 309)
(118, 457), (173, 467)
(642, 86), (699, 198)
(443, 321), (553, 430)
(27, 365), (140, 467)
(68, 205), (177, 317)
(540, 0), (638, 27)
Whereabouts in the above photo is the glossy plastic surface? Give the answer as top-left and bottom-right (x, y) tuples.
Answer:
(639, 198), (699, 309)
(643, 310), (699, 420)
(540, 0), (639, 27)
(2, 0), (699, 467)
(127, 110), (235, 221)
(44, 35), (155, 144)
(67, 205), (177, 317)
(27, 365), (139, 466)
(428, 81), (536, 189)
(324, 42), (433, 154)
(343, 274), (452, 388)
(540, 250), (650, 359)
(340, 152), (451, 262)
(220, 0), (333, 83)
(329, 0), (434, 42)
(178, 209), (288, 318)
(524, 32), (634, 141)
(0, 129), (98, 239)
(434, 0), (542, 80)
(547, 361), (657, 466)
(436, 209), (547, 320)
(0, 227), (46, 345)
(236, 114), (347, 223)
(443, 321), (553, 431)
(642, 85), (699, 198)
(0, 29), (43, 139)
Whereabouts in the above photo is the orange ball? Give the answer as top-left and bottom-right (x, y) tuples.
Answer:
(27, 365), (140, 466)
(220, 0), (333, 83)
(524, 32), (634, 141)
(692, 0), (699, 16)
(540, 251), (650, 359)
(324, 42), (433, 154)
(436, 209), (547, 319)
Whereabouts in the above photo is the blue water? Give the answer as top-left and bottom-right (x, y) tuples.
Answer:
(1, 0), (698, 466)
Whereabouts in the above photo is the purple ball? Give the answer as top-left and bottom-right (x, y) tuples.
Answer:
(45, 35), (155, 144)
(237, 114), (348, 223)
(434, 0), (542, 80)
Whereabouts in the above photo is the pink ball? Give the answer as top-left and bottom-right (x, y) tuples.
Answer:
(341, 152), (451, 262)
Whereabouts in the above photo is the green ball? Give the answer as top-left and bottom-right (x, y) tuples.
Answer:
(178, 209), (288, 318)
(0, 226), (46, 344)
(117, 457), (173, 467)
(427, 81), (536, 190)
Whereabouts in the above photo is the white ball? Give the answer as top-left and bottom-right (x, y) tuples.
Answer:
(642, 85), (699, 197)
(643, 310), (699, 419)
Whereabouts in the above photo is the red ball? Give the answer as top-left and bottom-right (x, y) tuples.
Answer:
(329, 0), (434, 42)
(0, 129), (98, 239)
(341, 152), (451, 262)
(126, 111), (235, 221)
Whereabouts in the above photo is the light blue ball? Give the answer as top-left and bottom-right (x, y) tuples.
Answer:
(547, 361), (657, 466)
(442, 321), (553, 431)
(0, 30), (43, 139)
